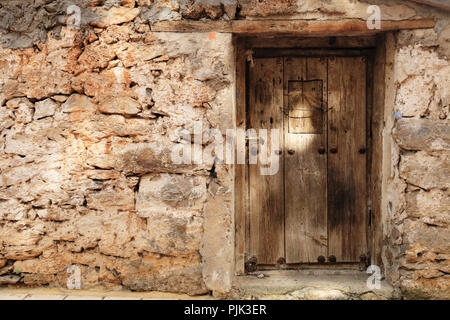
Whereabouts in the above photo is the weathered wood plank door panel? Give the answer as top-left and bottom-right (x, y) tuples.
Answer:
(248, 58), (284, 264)
(284, 57), (328, 263)
(246, 53), (368, 268)
(327, 56), (368, 262)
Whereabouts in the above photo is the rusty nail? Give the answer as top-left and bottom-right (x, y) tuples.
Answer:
(328, 255), (336, 263)
(330, 148), (338, 154)
(317, 255), (325, 263)
(318, 147), (325, 154)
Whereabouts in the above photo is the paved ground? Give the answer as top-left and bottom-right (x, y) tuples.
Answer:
(0, 287), (213, 300)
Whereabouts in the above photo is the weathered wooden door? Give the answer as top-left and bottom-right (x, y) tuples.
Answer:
(247, 55), (368, 267)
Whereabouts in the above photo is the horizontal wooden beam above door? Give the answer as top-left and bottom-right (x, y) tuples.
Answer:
(151, 19), (436, 35)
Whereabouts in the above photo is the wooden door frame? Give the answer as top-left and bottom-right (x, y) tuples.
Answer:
(234, 35), (386, 275)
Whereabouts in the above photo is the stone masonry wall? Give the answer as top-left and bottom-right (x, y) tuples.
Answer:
(385, 27), (450, 299)
(0, 0), (449, 298)
(0, 6), (235, 293)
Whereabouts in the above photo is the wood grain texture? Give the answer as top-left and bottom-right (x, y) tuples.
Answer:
(327, 56), (368, 262)
(248, 57), (284, 264)
(284, 57), (328, 263)
(244, 36), (377, 49)
(151, 19), (436, 35)
(370, 35), (386, 266)
(234, 43), (248, 275)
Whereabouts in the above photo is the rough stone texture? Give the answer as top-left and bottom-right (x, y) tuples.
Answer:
(0, 0), (449, 299)
(230, 270), (397, 300)
(385, 27), (450, 299)
(0, 19), (233, 294)
(393, 119), (449, 151)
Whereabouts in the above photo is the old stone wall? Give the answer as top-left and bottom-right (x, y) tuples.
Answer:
(0, 0), (449, 298)
(384, 27), (450, 299)
(0, 2), (235, 293)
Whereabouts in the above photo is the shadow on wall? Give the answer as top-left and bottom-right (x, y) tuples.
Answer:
(0, 0), (300, 49)
(0, 0), (95, 49)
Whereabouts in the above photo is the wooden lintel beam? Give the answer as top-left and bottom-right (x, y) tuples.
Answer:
(151, 19), (436, 34)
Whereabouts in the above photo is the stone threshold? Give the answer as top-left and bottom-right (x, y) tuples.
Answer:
(231, 269), (397, 300)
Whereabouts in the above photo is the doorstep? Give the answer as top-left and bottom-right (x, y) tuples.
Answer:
(232, 269), (397, 300)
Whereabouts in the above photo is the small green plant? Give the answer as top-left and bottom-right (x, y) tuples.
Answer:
(14, 267), (21, 274)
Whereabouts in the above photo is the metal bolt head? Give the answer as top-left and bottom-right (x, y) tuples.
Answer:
(277, 257), (286, 265)
(328, 255), (336, 263)
(317, 255), (325, 264)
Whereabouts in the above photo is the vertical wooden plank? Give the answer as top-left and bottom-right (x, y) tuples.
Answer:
(327, 56), (368, 262)
(248, 57), (284, 265)
(234, 40), (247, 275)
(284, 57), (328, 263)
(371, 35), (386, 266)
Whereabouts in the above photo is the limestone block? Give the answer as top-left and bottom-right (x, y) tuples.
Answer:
(238, 0), (297, 17)
(0, 106), (14, 131)
(62, 94), (96, 114)
(121, 265), (208, 295)
(34, 98), (58, 120)
(87, 137), (211, 174)
(403, 220), (450, 252)
(98, 96), (142, 115)
(76, 42), (117, 73)
(399, 151), (450, 189)
(137, 210), (203, 255)
(406, 189), (450, 227)
(395, 75), (434, 117)
(6, 98), (33, 124)
(136, 174), (207, 216)
(90, 7), (140, 28)
(393, 119), (450, 151)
